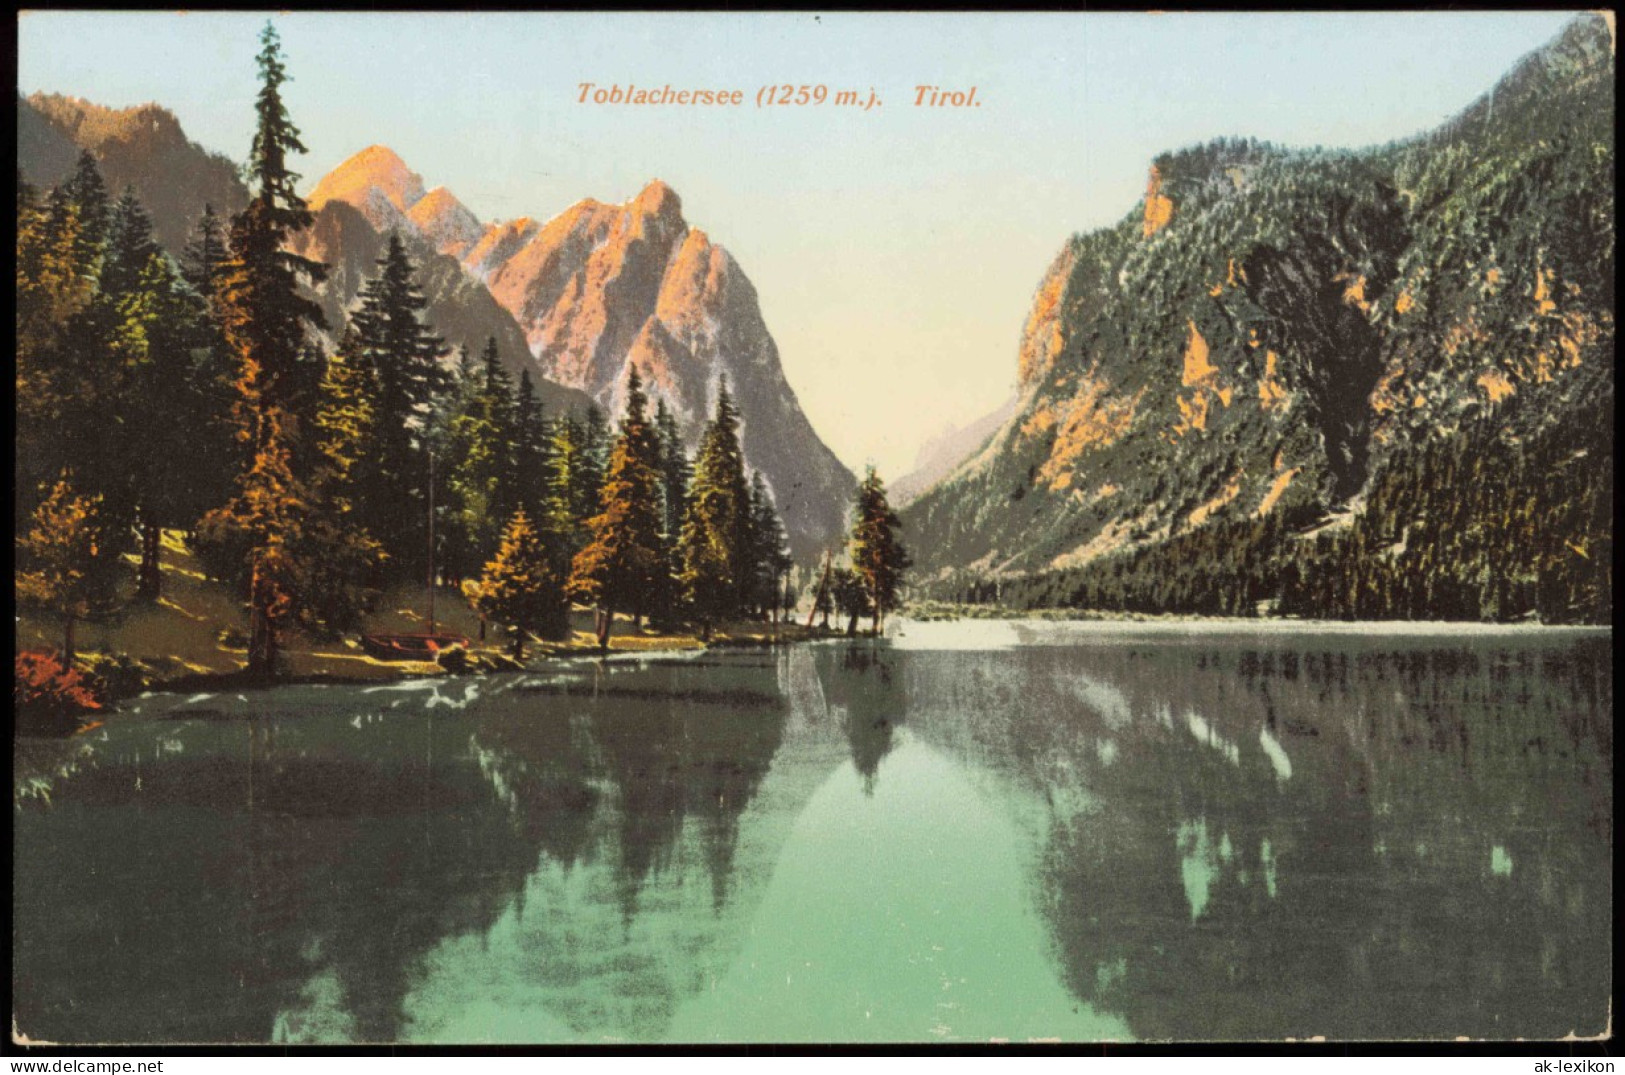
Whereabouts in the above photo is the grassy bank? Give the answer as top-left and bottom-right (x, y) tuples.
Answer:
(15, 530), (835, 703)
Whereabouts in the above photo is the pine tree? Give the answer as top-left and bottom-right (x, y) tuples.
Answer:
(745, 471), (792, 620)
(569, 367), (666, 649)
(115, 247), (208, 598)
(350, 233), (450, 575)
(849, 467), (910, 634)
(474, 509), (567, 659)
(544, 411), (592, 563)
(511, 368), (550, 522)
(830, 566), (871, 637)
(436, 337), (514, 583)
(196, 21), (330, 677)
(182, 204), (229, 296)
(678, 376), (750, 637)
(17, 478), (124, 664)
(62, 150), (111, 274)
(577, 403), (610, 522)
(653, 397), (691, 625)
(17, 181), (96, 521)
(177, 204), (243, 529)
(302, 337), (387, 632)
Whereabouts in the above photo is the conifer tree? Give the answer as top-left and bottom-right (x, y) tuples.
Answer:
(745, 471), (792, 619)
(577, 403), (610, 520)
(436, 337), (514, 583)
(62, 150), (111, 272)
(653, 397), (691, 617)
(570, 368), (666, 649)
(849, 467), (910, 634)
(350, 233), (450, 575)
(102, 188), (159, 298)
(511, 368), (550, 522)
(301, 337), (387, 632)
(544, 412), (592, 563)
(17, 478), (123, 663)
(474, 509), (566, 659)
(196, 20), (330, 677)
(182, 204), (229, 295)
(115, 248), (208, 598)
(16, 181), (95, 520)
(830, 567), (871, 637)
(678, 377), (750, 636)
(178, 204), (243, 528)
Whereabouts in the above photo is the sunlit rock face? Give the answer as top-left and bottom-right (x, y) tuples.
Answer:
(902, 15), (1614, 590)
(307, 150), (855, 560)
(466, 179), (856, 561)
(17, 92), (250, 253)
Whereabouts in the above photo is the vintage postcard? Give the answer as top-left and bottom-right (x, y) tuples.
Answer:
(12, 10), (1614, 1047)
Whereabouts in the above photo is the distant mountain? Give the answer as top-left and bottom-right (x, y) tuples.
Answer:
(289, 198), (592, 416)
(904, 15), (1613, 623)
(14, 106), (593, 416)
(18, 92), (250, 254)
(469, 179), (856, 559)
(310, 146), (857, 559)
(890, 396), (1018, 508)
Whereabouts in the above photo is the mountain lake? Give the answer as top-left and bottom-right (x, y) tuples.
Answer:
(12, 620), (1612, 1044)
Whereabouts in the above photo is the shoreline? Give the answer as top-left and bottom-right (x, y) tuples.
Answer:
(903, 604), (1611, 633)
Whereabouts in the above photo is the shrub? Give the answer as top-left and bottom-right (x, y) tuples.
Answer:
(78, 652), (149, 701)
(15, 651), (103, 723)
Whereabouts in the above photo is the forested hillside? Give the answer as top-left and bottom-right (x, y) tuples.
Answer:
(905, 15), (1613, 623)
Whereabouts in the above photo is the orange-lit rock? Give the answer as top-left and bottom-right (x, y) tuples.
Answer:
(1143, 164), (1174, 238)
(1017, 246), (1078, 387)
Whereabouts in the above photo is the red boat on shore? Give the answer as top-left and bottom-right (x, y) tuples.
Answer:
(359, 632), (468, 662)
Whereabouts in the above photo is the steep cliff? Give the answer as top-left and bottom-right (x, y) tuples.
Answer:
(305, 150), (856, 558)
(904, 15), (1613, 621)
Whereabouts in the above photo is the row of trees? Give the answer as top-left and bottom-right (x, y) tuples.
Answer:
(472, 368), (801, 655)
(17, 22), (913, 670)
(988, 377), (1611, 624)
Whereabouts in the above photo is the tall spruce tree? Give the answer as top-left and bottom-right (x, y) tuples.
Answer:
(653, 397), (691, 612)
(511, 368), (550, 523)
(17, 179), (96, 523)
(569, 367), (667, 649)
(678, 376), (750, 637)
(745, 471), (792, 620)
(195, 20), (330, 677)
(849, 467), (910, 634)
(114, 246), (208, 598)
(350, 233), (450, 577)
(474, 508), (567, 659)
(436, 337), (515, 583)
(545, 412), (591, 563)
(17, 478), (125, 663)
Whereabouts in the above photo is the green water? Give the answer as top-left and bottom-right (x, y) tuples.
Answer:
(12, 622), (1612, 1043)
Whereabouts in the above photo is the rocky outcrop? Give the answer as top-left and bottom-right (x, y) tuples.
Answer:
(903, 15), (1614, 589)
(17, 93), (250, 253)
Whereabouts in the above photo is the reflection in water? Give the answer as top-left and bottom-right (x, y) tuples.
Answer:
(12, 628), (1613, 1043)
(896, 630), (1612, 1041)
(819, 645), (906, 794)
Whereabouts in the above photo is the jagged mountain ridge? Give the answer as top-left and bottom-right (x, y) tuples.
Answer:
(14, 98), (592, 416)
(310, 146), (857, 559)
(890, 396), (1018, 509)
(904, 15), (1614, 600)
(18, 92), (250, 254)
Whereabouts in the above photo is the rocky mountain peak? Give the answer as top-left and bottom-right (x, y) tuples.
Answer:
(466, 178), (855, 558)
(407, 185), (484, 257)
(632, 178), (683, 223)
(308, 144), (428, 230)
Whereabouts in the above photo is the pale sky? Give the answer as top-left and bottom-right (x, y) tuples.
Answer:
(18, 11), (1577, 478)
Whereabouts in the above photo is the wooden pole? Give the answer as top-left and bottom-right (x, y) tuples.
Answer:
(427, 450), (436, 635)
(806, 550), (833, 629)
